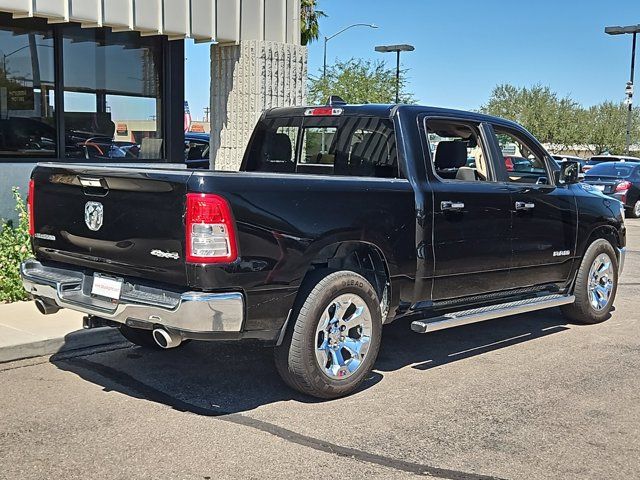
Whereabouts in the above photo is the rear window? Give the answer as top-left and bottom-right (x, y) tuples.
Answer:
(589, 156), (617, 164)
(586, 163), (634, 177)
(243, 115), (399, 178)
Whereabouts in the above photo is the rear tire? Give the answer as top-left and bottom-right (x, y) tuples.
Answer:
(274, 270), (382, 399)
(561, 239), (618, 324)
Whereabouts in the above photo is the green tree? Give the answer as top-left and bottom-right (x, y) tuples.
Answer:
(300, 0), (326, 46)
(481, 84), (581, 148)
(481, 83), (640, 154)
(582, 101), (632, 155)
(308, 58), (416, 105)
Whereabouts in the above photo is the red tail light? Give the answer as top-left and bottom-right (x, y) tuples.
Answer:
(185, 193), (237, 263)
(615, 180), (631, 193)
(504, 157), (514, 172)
(27, 179), (35, 236)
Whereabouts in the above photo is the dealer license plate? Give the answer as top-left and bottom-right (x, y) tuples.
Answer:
(91, 274), (123, 300)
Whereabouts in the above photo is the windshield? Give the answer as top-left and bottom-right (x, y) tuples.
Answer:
(586, 163), (634, 177)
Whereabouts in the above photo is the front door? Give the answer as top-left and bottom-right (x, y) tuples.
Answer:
(425, 118), (513, 301)
(490, 124), (578, 288)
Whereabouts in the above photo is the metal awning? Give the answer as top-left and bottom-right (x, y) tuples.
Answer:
(0, 0), (300, 44)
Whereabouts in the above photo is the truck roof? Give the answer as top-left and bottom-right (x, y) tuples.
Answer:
(262, 103), (523, 129)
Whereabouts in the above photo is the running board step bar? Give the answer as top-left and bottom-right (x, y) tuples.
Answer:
(411, 294), (575, 334)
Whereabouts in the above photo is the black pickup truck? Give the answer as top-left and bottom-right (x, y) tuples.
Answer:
(21, 102), (626, 399)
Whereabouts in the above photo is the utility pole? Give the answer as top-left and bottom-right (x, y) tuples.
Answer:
(203, 106), (210, 123)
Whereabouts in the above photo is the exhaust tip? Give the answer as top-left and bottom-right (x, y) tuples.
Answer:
(34, 297), (60, 315)
(152, 328), (182, 349)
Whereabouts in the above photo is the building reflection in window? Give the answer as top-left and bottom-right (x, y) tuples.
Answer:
(0, 20), (55, 158)
(62, 26), (163, 161)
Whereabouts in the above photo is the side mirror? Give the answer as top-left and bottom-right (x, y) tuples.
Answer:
(556, 160), (580, 185)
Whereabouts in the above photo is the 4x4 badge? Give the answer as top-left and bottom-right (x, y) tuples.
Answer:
(84, 201), (104, 231)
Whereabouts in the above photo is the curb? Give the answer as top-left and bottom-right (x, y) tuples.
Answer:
(0, 327), (125, 364)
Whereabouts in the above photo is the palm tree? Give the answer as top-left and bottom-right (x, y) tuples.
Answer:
(300, 0), (326, 46)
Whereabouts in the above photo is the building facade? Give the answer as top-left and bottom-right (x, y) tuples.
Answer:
(0, 0), (305, 220)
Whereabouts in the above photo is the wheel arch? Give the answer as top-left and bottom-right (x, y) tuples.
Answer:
(582, 224), (622, 258)
(301, 241), (393, 321)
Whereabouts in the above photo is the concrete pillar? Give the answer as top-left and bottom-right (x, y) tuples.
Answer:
(210, 40), (307, 170)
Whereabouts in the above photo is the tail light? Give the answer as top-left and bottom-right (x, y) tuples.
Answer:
(27, 179), (35, 236)
(185, 193), (237, 263)
(615, 181), (631, 193)
(504, 157), (514, 172)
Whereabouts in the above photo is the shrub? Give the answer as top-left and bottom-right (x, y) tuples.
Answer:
(0, 188), (31, 303)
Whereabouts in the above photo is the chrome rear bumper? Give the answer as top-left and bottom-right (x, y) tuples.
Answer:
(20, 259), (244, 334)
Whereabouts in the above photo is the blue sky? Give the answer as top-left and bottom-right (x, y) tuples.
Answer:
(185, 0), (640, 118)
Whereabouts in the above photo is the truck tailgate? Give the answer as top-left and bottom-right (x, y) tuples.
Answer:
(31, 163), (193, 286)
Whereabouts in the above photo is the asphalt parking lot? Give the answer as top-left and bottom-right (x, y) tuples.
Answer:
(1, 221), (639, 480)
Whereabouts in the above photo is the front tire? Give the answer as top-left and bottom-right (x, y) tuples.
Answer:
(628, 200), (640, 219)
(561, 239), (618, 324)
(275, 270), (383, 399)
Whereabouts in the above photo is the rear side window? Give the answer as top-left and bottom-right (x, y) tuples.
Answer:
(243, 115), (399, 178)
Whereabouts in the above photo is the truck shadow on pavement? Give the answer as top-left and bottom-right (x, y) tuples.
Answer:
(51, 308), (571, 416)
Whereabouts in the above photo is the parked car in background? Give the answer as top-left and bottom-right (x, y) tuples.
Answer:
(184, 132), (210, 169)
(504, 155), (537, 173)
(584, 162), (640, 218)
(552, 154), (587, 170)
(582, 154), (640, 173)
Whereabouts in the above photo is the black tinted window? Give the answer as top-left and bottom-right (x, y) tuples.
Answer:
(244, 115), (398, 178)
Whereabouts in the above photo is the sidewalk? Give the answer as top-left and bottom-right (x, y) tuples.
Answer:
(0, 301), (124, 363)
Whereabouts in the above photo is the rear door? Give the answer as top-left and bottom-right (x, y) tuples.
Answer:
(31, 163), (193, 286)
(425, 117), (514, 300)
(489, 124), (577, 288)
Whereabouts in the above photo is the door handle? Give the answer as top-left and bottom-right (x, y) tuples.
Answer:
(515, 201), (535, 211)
(441, 201), (465, 211)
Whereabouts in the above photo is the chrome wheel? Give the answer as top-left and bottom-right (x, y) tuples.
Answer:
(314, 293), (373, 380)
(588, 253), (615, 311)
(634, 201), (640, 218)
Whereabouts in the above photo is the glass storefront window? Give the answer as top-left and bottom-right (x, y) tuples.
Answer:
(62, 27), (163, 160)
(0, 17), (55, 158)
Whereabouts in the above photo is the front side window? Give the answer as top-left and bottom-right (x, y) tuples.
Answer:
(62, 26), (163, 160)
(0, 15), (55, 158)
(494, 127), (549, 184)
(425, 119), (491, 182)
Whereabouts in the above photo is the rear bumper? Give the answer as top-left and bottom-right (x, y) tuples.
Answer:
(20, 259), (244, 334)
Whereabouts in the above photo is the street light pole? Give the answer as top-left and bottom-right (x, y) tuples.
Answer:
(375, 44), (415, 103)
(323, 35), (328, 78)
(626, 33), (636, 155)
(323, 23), (378, 78)
(605, 24), (640, 155)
